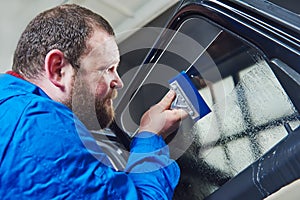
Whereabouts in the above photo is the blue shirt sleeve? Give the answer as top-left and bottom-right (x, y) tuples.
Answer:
(126, 132), (181, 199)
(5, 95), (180, 199)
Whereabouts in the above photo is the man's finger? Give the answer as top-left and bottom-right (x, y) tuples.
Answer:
(177, 109), (189, 119)
(156, 90), (176, 110)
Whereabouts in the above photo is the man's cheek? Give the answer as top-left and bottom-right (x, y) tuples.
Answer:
(95, 84), (109, 98)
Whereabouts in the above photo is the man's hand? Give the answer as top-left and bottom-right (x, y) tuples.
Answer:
(139, 90), (188, 139)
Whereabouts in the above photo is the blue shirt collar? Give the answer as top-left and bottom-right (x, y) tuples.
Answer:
(0, 73), (50, 100)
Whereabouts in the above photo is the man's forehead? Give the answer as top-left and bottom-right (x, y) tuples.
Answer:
(86, 30), (120, 59)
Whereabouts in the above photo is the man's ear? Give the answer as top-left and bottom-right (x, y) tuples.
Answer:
(44, 49), (68, 89)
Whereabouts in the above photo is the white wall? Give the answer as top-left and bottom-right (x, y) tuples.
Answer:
(0, 0), (179, 73)
(0, 0), (64, 73)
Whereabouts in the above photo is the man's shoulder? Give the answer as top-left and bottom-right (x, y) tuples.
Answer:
(0, 73), (73, 117)
(21, 93), (75, 127)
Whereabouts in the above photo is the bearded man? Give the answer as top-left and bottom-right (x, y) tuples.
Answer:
(0, 4), (187, 199)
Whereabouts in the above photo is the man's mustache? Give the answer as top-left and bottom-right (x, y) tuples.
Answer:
(108, 89), (117, 100)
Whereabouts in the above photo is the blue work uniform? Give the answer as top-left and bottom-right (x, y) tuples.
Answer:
(0, 74), (180, 199)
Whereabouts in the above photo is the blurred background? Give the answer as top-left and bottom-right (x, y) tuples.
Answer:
(0, 0), (180, 72)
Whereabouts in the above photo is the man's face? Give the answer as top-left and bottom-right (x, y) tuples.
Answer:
(71, 29), (123, 130)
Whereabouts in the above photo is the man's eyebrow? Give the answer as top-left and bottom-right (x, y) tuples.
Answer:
(108, 59), (120, 68)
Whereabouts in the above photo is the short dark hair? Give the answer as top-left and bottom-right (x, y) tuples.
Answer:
(12, 4), (115, 78)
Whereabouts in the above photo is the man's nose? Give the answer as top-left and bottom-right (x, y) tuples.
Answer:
(111, 72), (123, 89)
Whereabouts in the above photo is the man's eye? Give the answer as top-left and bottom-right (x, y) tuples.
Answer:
(107, 66), (115, 72)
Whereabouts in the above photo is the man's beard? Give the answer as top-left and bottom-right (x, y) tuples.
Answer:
(68, 76), (117, 130)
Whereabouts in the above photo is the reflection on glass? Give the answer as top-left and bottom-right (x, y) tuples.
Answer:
(179, 56), (299, 199)
(120, 17), (300, 200)
(162, 19), (299, 200)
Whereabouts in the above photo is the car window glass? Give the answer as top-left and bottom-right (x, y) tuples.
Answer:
(119, 17), (300, 199)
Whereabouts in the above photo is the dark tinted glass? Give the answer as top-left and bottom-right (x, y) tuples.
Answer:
(119, 17), (300, 199)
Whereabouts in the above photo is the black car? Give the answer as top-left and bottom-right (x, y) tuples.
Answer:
(93, 0), (300, 199)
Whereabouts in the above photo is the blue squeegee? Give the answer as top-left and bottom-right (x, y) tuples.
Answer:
(168, 69), (211, 122)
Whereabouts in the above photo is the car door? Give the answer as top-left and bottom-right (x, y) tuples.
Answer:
(109, 0), (300, 199)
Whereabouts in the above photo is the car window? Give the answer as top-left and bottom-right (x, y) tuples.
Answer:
(117, 16), (300, 199)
